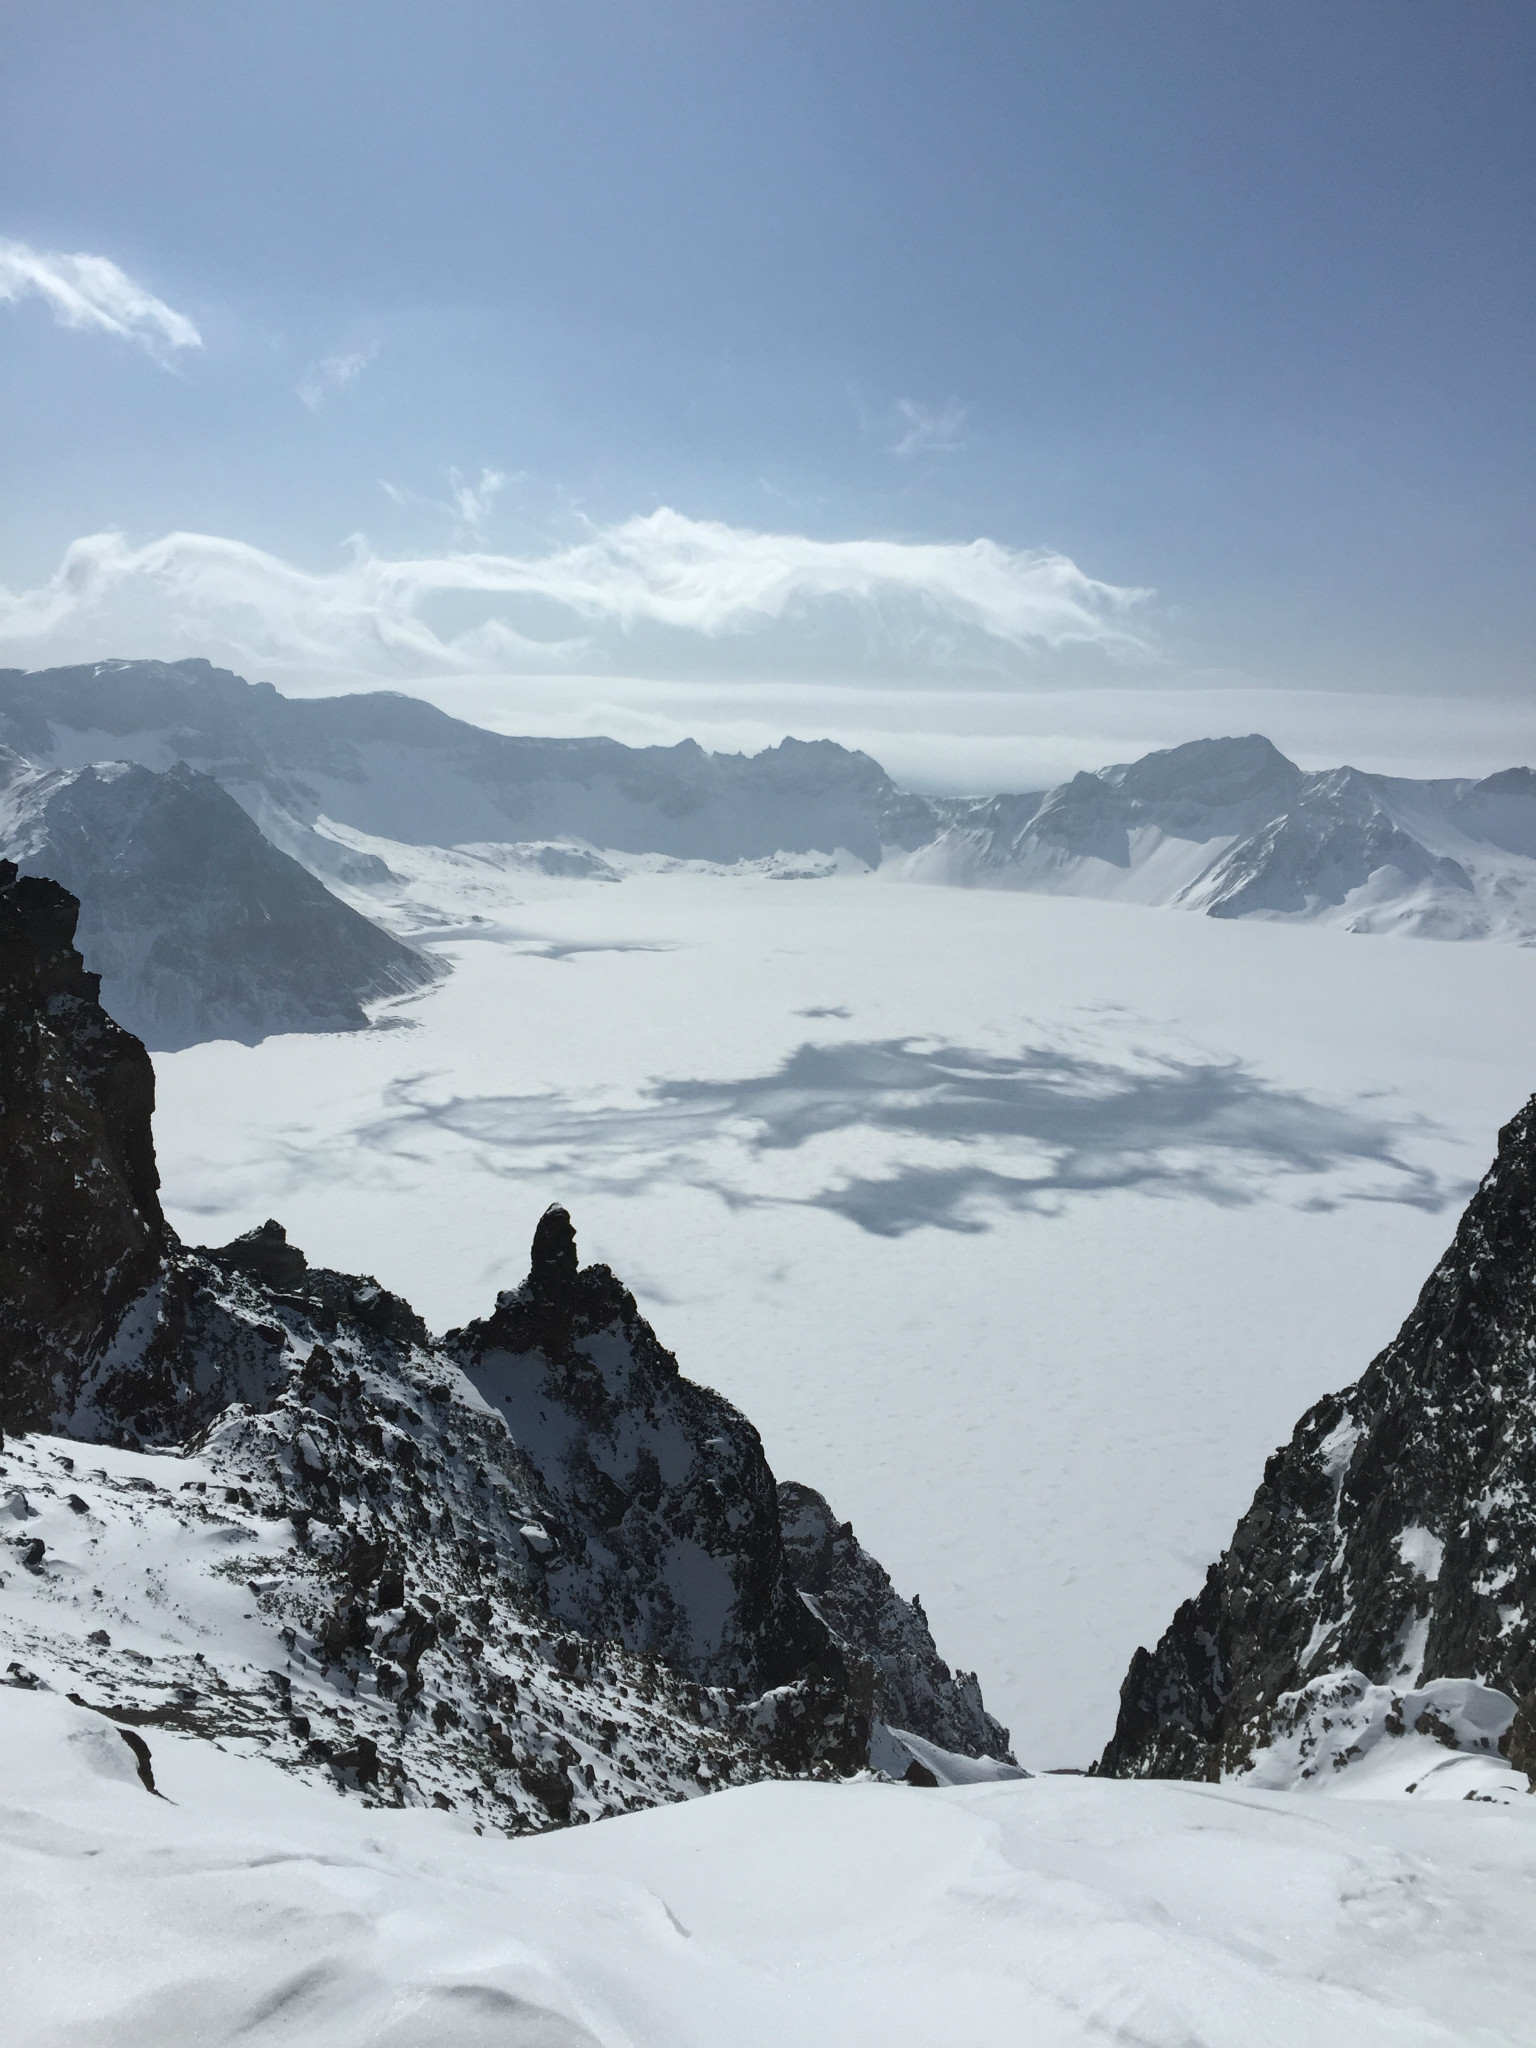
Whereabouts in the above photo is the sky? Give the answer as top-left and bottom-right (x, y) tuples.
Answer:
(0, 0), (1531, 788)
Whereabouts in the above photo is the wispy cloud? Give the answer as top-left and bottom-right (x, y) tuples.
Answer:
(449, 466), (507, 533)
(0, 509), (1153, 682)
(890, 398), (969, 457)
(297, 344), (379, 412)
(0, 236), (201, 364)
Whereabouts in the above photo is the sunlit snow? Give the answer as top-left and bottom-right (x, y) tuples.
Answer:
(149, 844), (1536, 1766)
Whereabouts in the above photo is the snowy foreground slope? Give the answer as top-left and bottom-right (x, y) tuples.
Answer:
(7, 1685), (1536, 2048)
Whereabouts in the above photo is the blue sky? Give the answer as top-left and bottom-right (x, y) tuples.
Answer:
(0, 2), (1530, 784)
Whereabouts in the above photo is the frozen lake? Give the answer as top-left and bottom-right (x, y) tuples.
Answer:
(152, 860), (1536, 1765)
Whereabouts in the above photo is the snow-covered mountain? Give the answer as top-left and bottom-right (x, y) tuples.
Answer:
(1097, 1087), (1536, 1799)
(5, 659), (1532, 945)
(0, 657), (935, 869)
(900, 734), (1536, 941)
(0, 748), (437, 1049)
(0, 858), (1012, 1830)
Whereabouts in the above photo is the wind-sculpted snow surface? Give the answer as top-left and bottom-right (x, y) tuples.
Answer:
(6, 1684), (1536, 2047)
(0, 747), (437, 1049)
(0, 869), (1011, 1831)
(1099, 1093), (1536, 1794)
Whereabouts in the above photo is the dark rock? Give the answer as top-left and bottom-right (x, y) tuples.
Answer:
(0, 861), (166, 1434)
(777, 1480), (1012, 1761)
(903, 1758), (939, 1787)
(1099, 1092), (1536, 1780)
(209, 1220), (308, 1294)
(116, 1727), (159, 1795)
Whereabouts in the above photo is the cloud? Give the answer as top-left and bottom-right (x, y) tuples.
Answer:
(890, 398), (969, 457)
(0, 236), (201, 363)
(297, 344), (378, 412)
(449, 467), (507, 532)
(0, 509), (1153, 684)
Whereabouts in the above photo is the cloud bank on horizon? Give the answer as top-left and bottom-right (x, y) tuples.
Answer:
(0, 236), (201, 364)
(0, 510), (1154, 686)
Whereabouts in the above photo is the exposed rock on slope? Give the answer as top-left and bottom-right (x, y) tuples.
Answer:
(777, 1479), (1009, 1758)
(0, 750), (437, 1049)
(1098, 1093), (1536, 1788)
(0, 861), (165, 1435)
(0, 873), (1012, 1826)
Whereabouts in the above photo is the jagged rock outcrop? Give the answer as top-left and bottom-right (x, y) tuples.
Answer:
(0, 860), (166, 1434)
(777, 1480), (1011, 1757)
(1098, 1093), (1536, 1785)
(0, 750), (437, 1049)
(2, 871), (1008, 1825)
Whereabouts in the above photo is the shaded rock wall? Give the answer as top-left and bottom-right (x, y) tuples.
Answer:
(1099, 1093), (1536, 1781)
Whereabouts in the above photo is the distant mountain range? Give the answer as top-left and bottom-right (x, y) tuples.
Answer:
(0, 659), (1531, 1051)
(902, 734), (1536, 941)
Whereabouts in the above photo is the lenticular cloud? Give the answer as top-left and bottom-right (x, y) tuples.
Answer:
(0, 511), (1152, 683)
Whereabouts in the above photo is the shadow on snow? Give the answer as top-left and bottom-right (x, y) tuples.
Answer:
(335, 1037), (1458, 1237)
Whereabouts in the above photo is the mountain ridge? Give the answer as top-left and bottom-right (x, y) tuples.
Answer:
(5, 659), (1531, 948)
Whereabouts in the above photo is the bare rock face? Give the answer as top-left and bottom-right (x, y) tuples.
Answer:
(1098, 1092), (1536, 1783)
(777, 1479), (1013, 1761)
(442, 1207), (870, 1770)
(2, 873), (1011, 1819)
(0, 860), (166, 1433)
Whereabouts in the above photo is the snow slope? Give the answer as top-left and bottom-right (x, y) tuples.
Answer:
(0, 749), (436, 1048)
(149, 845), (1536, 1766)
(6, 1682), (1535, 2047)
(898, 737), (1536, 942)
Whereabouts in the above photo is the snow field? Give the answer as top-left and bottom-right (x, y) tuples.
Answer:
(5, 1684), (1535, 2047)
(150, 856), (1536, 1764)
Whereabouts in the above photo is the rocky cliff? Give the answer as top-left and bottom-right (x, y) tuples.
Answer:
(1098, 1093), (1536, 1790)
(0, 860), (166, 1435)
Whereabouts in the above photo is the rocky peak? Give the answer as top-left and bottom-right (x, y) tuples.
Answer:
(529, 1203), (580, 1296)
(1098, 1090), (1536, 1786)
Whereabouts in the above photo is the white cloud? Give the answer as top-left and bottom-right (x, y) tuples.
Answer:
(0, 509), (1152, 685)
(891, 398), (969, 457)
(0, 236), (201, 363)
(297, 344), (379, 412)
(449, 467), (507, 532)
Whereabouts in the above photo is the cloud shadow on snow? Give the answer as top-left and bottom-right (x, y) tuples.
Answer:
(343, 1037), (1460, 1237)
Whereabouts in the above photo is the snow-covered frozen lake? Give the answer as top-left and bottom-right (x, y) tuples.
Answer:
(151, 859), (1536, 1765)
